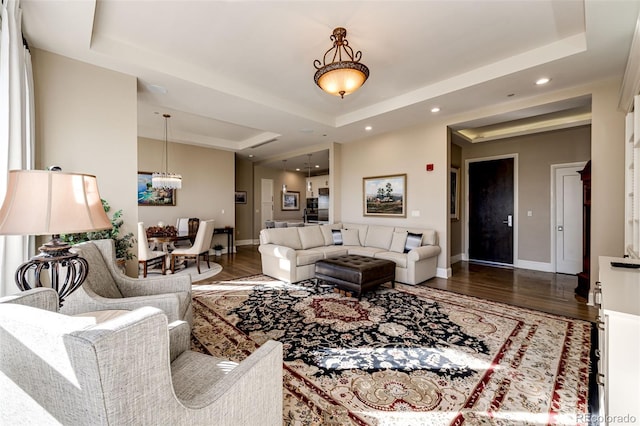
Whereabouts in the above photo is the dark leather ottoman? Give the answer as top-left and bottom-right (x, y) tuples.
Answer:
(315, 254), (395, 299)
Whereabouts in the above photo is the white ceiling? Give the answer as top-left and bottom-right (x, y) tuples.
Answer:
(20, 0), (640, 173)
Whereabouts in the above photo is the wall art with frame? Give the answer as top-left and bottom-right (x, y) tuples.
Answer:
(137, 171), (176, 206)
(235, 191), (247, 204)
(363, 174), (406, 217)
(282, 191), (300, 211)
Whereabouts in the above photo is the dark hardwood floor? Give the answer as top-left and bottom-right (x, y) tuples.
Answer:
(210, 245), (596, 322)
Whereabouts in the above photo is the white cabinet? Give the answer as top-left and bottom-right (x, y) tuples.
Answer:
(597, 257), (640, 425)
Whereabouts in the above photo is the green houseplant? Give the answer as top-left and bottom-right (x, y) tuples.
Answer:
(60, 199), (136, 261)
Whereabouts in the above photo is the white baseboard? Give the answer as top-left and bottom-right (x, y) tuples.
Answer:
(513, 259), (554, 273)
(236, 239), (258, 246)
(436, 267), (452, 278)
(451, 253), (464, 264)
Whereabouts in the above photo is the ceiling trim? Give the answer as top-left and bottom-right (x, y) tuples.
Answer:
(619, 16), (640, 113)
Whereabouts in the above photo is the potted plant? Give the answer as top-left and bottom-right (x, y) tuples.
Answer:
(213, 244), (224, 256)
(60, 199), (136, 268)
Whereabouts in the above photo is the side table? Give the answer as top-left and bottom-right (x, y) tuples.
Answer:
(213, 227), (234, 254)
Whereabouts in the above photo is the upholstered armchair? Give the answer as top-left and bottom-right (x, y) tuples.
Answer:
(0, 289), (283, 425)
(61, 239), (192, 326)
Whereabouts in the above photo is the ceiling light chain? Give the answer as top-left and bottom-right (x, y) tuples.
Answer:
(314, 27), (369, 99)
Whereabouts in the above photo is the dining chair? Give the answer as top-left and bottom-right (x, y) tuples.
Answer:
(138, 222), (168, 277)
(171, 219), (215, 274)
(174, 217), (191, 248)
(187, 217), (200, 244)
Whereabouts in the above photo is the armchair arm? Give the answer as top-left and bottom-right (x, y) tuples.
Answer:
(407, 245), (441, 261)
(184, 340), (283, 422)
(0, 288), (59, 312)
(61, 286), (183, 323)
(258, 244), (296, 260)
(115, 274), (192, 298)
(168, 320), (191, 362)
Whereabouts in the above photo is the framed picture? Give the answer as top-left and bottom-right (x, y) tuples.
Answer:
(282, 191), (300, 211)
(137, 171), (176, 206)
(235, 191), (247, 204)
(451, 167), (460, 220)
(363, 174), (406, 217)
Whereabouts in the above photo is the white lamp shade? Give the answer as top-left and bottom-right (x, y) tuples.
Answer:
(0, 170), (112, 235)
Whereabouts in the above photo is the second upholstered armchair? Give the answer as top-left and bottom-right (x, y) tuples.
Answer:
(61, 239), (192, 326)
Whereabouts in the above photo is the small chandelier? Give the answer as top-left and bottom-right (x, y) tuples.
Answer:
(152, 113), (182, 189)
(314, 27), (369, 99)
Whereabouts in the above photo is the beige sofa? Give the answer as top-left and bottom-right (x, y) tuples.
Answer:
(258, 223), (441, 285)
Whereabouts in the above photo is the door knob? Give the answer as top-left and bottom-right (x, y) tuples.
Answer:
(558, 226), (564, 231)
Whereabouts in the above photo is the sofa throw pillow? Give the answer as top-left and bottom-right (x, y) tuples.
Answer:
(404, 232), (423, 253)
(341, 229), (361, 246)
(332, 229), (343, 245)
(390, 231), (408, 253)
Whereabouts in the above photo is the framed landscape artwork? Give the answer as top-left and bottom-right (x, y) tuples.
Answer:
(137, 172), (176, 206)
(235, 191), (247, 204)
(363, 174), (406, 217)
(282, 191), (300, 211)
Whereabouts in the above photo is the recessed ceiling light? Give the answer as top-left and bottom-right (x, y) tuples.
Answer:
(315, 164), (320, 168)
(536, 77), (550, 85)
(431, 107), (440, 113)
(248, 154), (254, 158)
(295, 168), (301, 171)
(365, 126), (372, 131)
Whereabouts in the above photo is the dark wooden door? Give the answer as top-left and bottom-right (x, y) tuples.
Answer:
(468, 157), (514, 264)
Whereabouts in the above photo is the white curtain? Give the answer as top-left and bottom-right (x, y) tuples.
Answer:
(0, 0), (35, 297)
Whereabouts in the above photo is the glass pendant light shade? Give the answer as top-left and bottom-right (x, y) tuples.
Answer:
(152, 113), (182, 190)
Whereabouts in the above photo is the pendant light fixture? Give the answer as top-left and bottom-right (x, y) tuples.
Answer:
(313, 27), (369, 99)
(282, 159), (288, 193)
(306, 154), (313, 194)
(152, 113), (182, 189)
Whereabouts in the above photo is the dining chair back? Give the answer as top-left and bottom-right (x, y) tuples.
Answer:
(188, 218), (200, 244)
(137, 222), (168, 277)
(170, 219), (215, 274)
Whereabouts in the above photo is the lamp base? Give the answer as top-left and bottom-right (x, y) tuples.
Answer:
(15, 237), (88, 307)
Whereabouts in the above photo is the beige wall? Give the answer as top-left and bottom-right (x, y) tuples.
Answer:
(235, 156), (254, 244)
(591, 80), (626, 286)
(138, 137), (235, 250)
(32, 49), (139, 274)
(458, 125), (590, 266)
(340, 123), (449, 275)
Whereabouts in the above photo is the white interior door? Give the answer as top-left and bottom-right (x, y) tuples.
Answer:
(261, 179), (274, 229)
(555, 165), (584, 274)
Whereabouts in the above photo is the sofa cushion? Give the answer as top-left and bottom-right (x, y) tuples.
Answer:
(298, 226), (325, 249)
(363, 225), (394, 250)
(348, 246), (387, 257)
(342, 223), (368, 245)
(261, 228), (302, 250)
(314, 245), (349, 258)
(390, 232), (407, 253)
(332, 230), (343, 245)
(320, 224), (343, 246)
(296, 249), (325, 266)
(341, 229), (361, 246)
(394, 227), (437, 246)
(404, 232), (423, 253)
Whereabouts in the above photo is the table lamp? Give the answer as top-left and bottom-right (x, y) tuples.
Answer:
(0, 169), (112, 305)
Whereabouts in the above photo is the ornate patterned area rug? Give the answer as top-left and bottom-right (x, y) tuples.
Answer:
(191, 275), (593, 425)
